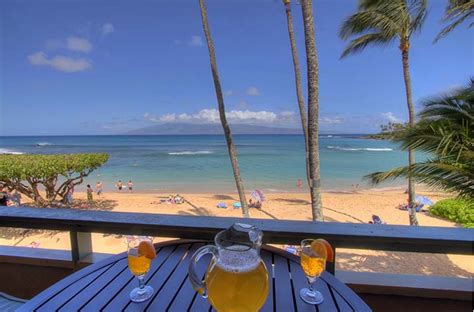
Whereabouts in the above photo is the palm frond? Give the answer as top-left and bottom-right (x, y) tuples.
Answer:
(368, 80), (474, 199)
(435, 0), (474, 42)
(435, 11), (474, 41)
(408, 0), (428, 35)
(340, 33), (395, 58)
(339, 9), (401, 40)
(366, 160), (474, 198)
(340, 0), (427, 56)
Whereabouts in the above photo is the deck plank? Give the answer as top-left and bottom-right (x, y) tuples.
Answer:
(126, 244), (192, 311)
(313, 277), (338, 312)
(273, 254), (295, 312)
(94, 245), (175, 312)
(36, 263), (112, 312)
(320, 272), (371, 312)
(142, 243), (203, 311)
(288, 260), (317, 312)
(332, 289), (354, 312)
(59, 258), (128, 312)
(167, 247), (211, 312)
(260, 250), (274, 312)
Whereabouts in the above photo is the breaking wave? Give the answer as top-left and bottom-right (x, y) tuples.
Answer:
(36, 142), (53, 146)
(168, 150), (213, 155)
(0, 148), (24, 155)
(327, 146), (393, 152)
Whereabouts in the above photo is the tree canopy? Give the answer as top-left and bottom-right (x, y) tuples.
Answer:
(0, 153), (108, 206)
(367, 80), (474, 198)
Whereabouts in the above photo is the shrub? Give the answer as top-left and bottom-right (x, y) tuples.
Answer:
(0, 153), (108, 206)
(430, 198), (474, 228)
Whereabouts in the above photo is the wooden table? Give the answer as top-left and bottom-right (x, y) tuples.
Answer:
(19, 240), (371, 311)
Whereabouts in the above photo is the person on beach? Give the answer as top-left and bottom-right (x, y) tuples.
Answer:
(66, 183), (74, 205)
(87, 184), (94, 204)
(12, 191), (21, 206)
(116, 180), (123, 191)
(128, 180), (133, 193)
(297, 179), (302, 188)
(0, 192), (7, 206)
(96, 181), (103, 197)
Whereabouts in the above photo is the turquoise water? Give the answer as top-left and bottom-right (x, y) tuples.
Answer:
(0, 135), (414, 193)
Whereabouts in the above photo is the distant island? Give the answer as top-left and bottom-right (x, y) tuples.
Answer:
(128, 123), (304, 135)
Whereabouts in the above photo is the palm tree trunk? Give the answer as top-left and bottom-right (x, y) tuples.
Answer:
(301, 0), (324, 221)
(199, 0), (249, 218)
(401, 44), (419, 226)
(283, 0), (312, 192)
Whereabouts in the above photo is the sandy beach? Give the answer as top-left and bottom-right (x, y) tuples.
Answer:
(1, 187), (472, 278)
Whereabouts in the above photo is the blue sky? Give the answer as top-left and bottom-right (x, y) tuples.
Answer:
(0, 0), (472, 135)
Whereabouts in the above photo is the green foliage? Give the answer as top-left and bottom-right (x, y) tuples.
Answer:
(0, 153), (108, 181)
(430, 198), (474, 228)
(0, 153), (108, 206)
(367, 80), (474, 198)
(367, 122), (408, 140)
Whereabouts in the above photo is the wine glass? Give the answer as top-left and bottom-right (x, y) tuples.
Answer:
(127, 236), (155, 302)
(299, 239), (327, 305)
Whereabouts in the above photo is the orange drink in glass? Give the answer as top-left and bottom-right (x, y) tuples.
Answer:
(127, 236), (156, 303)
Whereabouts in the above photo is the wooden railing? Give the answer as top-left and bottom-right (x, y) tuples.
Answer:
(0, 206), (472, 275)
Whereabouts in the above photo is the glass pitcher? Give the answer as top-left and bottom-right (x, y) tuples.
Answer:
(189, 223), (269, 312)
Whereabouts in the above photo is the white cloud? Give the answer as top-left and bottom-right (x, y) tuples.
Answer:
(235, 101), (248, 109)
(101, 23), (114, 35)
(320, 116), (343, 125)
(66, 37), (92, 53)
(145, 108), (284, 125)
(246, 86), (260, 96)
(381, 112), (400, 123)
(224, 90), (233, 96)
(28, 52), (92, 72)
(189, 35), (204, 47)
(175, 35), (204, 47)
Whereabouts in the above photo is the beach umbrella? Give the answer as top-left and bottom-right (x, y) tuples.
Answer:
(251, 190), (265, 202)
(415, 195), (433, 206)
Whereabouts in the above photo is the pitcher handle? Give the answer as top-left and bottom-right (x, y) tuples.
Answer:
(188, 245), (218, 298)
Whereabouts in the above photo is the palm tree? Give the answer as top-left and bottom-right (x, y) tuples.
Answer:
(282, 0), (312, 196)
(435, 0), (474, 42)
(339, 0), (427, 225)
(301, 0), (324, 221)
(198, 0), (249, 217)
(367, 80), (474, 199)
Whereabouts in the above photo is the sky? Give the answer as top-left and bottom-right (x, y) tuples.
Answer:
(0, 0), (472, 136)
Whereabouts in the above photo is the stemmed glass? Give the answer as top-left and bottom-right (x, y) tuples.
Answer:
(127, 236), (155, 302)
(299, 239), (327, 305)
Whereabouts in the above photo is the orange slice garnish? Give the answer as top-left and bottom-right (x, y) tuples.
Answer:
(312, 239), (334, 262)
(138, 240), (156, 259)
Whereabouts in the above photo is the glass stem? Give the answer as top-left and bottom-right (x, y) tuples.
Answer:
(308, 276), (316, 293)
(138, 275), (145, 290)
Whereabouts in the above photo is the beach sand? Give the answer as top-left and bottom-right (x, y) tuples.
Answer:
(1, 187), (472, 278)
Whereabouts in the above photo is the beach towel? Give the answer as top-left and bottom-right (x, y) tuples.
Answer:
(216, 202), (227, 209)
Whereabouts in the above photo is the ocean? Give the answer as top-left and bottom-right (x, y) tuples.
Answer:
(0, 135), (415, 193)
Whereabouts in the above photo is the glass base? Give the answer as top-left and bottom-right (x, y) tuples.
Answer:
(130, 285), (154, 303)
(300, 287), (323, 305)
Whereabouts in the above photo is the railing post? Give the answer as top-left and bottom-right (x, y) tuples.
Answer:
(327, 247), (336, 275)
(70, 230), (93, 268)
